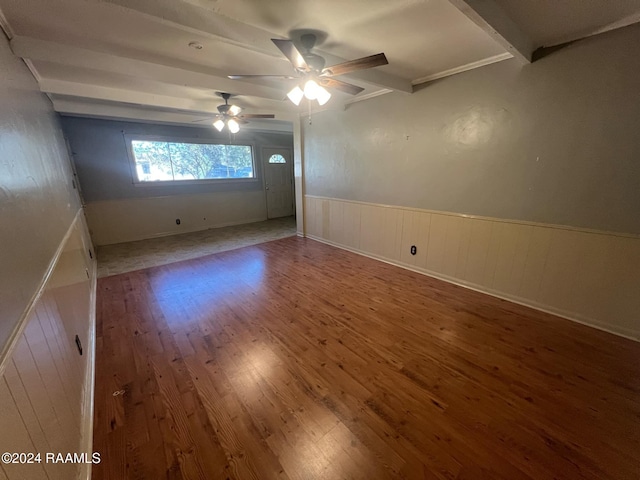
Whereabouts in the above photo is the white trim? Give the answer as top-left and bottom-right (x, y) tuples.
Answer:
(0, 5), (14, 40)
(22, 59), (41, 82)
(0, 210), (86, 375)
(305, 233), (640, 342)
(344, 89), (394, 106)
(80, 223), (97, 480)
(304, 194), (640, 240)
(411, 53), (513, 85)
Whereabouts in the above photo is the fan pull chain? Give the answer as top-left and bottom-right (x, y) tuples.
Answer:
(308, 98), (312, 125)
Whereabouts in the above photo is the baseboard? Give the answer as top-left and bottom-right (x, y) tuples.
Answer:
(305, 233), (640, 342)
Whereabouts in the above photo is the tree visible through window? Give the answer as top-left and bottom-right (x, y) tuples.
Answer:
(130, 139), (254, 182)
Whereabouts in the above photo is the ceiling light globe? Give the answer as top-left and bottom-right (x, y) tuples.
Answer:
(287, 86), (304, 106)
(303, 79), (320, 100)
(227, 118), (240, 133)
(213, 119), (225, 131)
(316, 86), (331, 106)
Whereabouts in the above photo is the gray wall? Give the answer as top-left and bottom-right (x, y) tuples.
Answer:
(61, 117), (293, 202)
(0, 33), (80, 353)
(304, 24), (640, 235)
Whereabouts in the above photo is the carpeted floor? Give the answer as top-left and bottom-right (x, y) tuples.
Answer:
(96, 216), (297, 277)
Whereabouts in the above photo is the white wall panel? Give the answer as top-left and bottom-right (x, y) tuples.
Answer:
(463, 218), (492, 286)
(426, 214), (448, 274)
(342, 201), (362, 250)
(305, 195), (640, 340)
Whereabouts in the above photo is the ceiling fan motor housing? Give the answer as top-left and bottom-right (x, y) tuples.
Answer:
(302, 53), (325, 72)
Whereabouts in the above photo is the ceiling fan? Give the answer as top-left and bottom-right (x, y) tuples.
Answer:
(195, 93), (275, 133)
(228, 33), (388, 106)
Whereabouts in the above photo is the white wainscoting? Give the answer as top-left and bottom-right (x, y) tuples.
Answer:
(0, 211), (97, 480)
(85, 190), (268, 245)
(304, 195), (640, 340)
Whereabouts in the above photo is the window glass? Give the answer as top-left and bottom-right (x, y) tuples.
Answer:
(130, 139), (254, 182)
(268, 154), (286, 164)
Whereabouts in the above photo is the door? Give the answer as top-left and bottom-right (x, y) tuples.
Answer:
(262, 147), (294, 219)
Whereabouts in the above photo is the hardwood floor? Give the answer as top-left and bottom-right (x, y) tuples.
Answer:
(93, 236), (640, 480)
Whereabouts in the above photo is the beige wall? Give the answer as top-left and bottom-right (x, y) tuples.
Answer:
(302, 25), (640, 339)
(0, 30), (96, 480)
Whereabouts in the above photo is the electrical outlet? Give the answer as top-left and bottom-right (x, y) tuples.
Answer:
(176, 218), (181, 225)
(410, 245), (417, 255)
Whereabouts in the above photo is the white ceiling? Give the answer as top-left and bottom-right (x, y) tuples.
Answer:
(0, 0), (638, 131)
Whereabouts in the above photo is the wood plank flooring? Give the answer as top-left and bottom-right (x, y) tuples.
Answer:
(92, 236), (640, 480)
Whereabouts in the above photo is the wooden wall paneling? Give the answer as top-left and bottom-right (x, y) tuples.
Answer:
(359, 204), (382, 256)
(329, 199), (345, 245)
(453, 216), (473, 279)
(303, 196), (313, 236)
(462, 218), (493, 286)
(342, 201), (362, 249)
(601, 236), (640, 333)
(35, 300), (82, 424)
(10, 335), (64, 448)
(505, 224), (534, 297)
(425, 214), (448, 273)
(441, 215), (465, 277)
(304, 197), (322, 236)
(481, 220), (504, 288)
(309, 196), (320, 238)
(0, 378), (49, 480)
(403, 209), (431, 269)
(399, 210), (419, 266)
(2, 360), (52, 453)
(537, 229), (584, 311)
(23, 312), (79, 446)
(316, 198), (324, 239)
(381, 207), (403, 260)
(491, 222), (525, 294)
(517, 225), (553, 302)
(413, 210), (431, 270)
(321, 199), (330, 239)
(569, 232), (613, 323)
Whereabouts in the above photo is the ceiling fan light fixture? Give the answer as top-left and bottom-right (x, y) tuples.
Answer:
(287, 85), (304, 106)
(227, 118), (240, 133)
(213, 119), (225, 131)
(303, 79), (320, 100)
(228, 105), (242, 116)
(316, 86), (331, 106)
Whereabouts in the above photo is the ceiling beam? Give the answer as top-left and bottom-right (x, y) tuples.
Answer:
(10, 36), (288, 101)
(39, 78), (224, 112)
(93, 0), (412, 93)
(447, 0), (534, 63)
(51, 97), (295, 131)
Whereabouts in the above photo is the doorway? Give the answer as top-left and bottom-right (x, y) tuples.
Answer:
(262, 146), (294, 219)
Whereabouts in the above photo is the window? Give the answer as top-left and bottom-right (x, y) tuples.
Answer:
(129, 138), (255, 182)
(268, 154), (286, 164)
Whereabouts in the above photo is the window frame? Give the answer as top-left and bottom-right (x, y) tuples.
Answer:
(125, 134), (259, 186)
